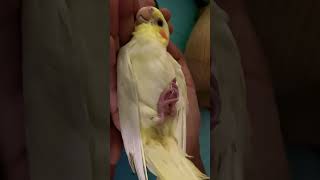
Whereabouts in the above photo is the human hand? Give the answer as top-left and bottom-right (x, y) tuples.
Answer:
(109, 0), (205, 178)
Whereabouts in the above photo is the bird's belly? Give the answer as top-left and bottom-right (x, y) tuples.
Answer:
(132, 51), (176, 109)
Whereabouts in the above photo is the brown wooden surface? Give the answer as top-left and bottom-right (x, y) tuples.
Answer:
(185, 5), (211, 108)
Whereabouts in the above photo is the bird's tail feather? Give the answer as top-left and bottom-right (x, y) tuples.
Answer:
(144, 137), (209, 180)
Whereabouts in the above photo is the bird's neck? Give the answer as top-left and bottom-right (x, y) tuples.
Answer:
(132, 24), (168, 47)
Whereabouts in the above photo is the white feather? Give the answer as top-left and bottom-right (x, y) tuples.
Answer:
(117, 45), (148, 180)
(168, 55), (188, 152)
(117, 34), (188, 179)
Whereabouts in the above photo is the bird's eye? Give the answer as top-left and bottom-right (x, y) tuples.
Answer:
(157, 19), (163, 27)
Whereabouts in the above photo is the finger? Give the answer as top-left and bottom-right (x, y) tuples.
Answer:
(119, 0), (136, 45)
(167, 41), (183, 60)
(134, 0), (140, 15)
(167, 41), (195, 87)
(109, 37), (117, 92)
(110, 122), (123, 179)
(109, 36), (120, 130)
(134, 1), (174, 34)
(169, 22), (173, 34)
(110, 91), (120, 130)
(160, 8), (171, 21)
(110, 88), (120, 130)
(110, 121), (123, 165)
(110, 0), (119, 37)
(139, 0), (155, 7)
(119, 0), (155, 45)
(134, 0), (155, 14)
(109, 37), (117, 70)
(160, 8), (173, 33)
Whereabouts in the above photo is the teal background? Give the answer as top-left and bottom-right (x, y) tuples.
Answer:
(158, 0), (199, 52)
(114, 0), (210, 179)
(286, 145), (320, 180)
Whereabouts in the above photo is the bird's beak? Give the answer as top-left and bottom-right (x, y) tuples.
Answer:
(136, 6), (154, 25)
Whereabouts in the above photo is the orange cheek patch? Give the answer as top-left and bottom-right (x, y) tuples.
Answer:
(159, 29), (168, 40)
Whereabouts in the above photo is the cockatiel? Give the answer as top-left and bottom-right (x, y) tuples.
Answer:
(117, 6), (209, 180)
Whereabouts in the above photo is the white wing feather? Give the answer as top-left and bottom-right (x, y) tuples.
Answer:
(167, 53), (188, 153)
(117, 46), (148, 180)
(117, 36), (189, 180)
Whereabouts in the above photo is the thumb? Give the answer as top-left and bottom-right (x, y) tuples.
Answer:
(110, 120), (123, 164)
(138, 0), (155, 7)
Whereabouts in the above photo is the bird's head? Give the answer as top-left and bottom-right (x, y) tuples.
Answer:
(135, 6), (170, 45)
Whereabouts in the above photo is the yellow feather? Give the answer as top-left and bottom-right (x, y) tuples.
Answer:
(133, 23), (168, 46)
(117, 7), (209, 180)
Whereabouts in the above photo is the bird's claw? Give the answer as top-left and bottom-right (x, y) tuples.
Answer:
(156, 79), (179, 125)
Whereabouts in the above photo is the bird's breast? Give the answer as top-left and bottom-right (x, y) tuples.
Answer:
(130, 42), (176, 109)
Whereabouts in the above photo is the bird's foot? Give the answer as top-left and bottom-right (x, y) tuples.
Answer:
(156, 78), (179, 125)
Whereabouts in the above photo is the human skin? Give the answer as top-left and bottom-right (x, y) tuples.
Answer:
(109, 0), (205, 179)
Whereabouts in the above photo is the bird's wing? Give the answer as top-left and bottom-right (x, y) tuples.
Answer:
(117, 46), (148, 180)
(167, 53), (188, 153)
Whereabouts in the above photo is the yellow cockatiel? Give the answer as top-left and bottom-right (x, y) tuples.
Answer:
(117, 6), (209, 180)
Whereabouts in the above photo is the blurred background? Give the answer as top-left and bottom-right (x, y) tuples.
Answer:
(246, 1), (320, 179)
(214, 0), (320, 179)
